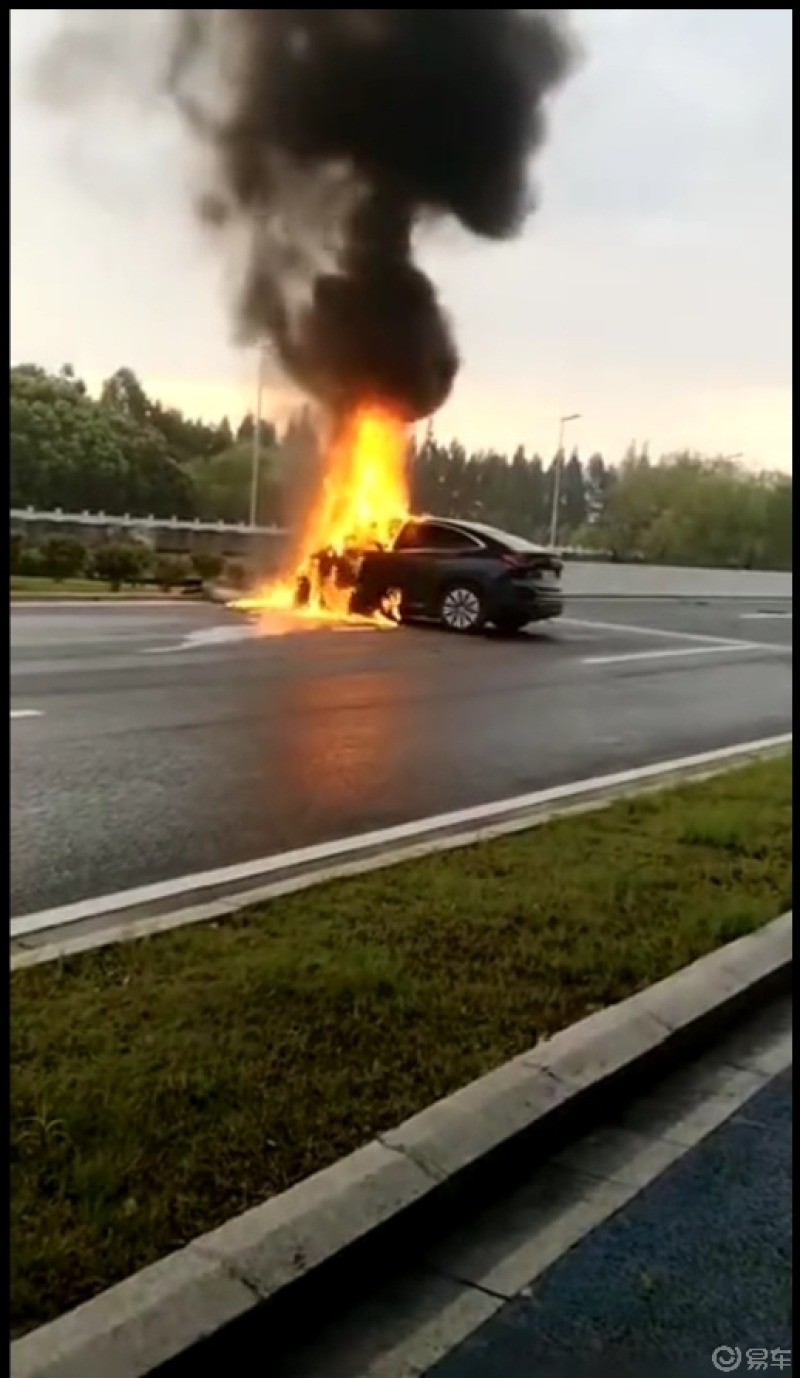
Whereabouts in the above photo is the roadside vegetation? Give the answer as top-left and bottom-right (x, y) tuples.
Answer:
(10, 532), (247, 597)
(11, 754), (792, 1336)
(11, 363), (792, 568)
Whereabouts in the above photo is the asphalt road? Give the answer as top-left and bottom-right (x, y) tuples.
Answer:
(10, 597), (792, 916)
(429, 1066), (792, 1378)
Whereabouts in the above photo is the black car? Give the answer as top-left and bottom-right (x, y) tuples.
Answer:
(296, 516), (564, 633)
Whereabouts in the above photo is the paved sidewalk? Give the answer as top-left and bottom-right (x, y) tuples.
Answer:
(428, 1066), (792, 1378)
(256, 996), (791, 1378)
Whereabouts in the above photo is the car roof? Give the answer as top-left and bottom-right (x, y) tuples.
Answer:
(405, 515), (547, 554)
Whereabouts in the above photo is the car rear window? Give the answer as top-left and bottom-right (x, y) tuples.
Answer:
(462, 520), (545, 554)
(395, 522), (481, 551)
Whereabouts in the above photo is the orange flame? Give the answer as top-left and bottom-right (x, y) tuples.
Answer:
(231, 404), (410, 623)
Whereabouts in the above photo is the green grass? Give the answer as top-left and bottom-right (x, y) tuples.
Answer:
(11, 755), (792, 1336)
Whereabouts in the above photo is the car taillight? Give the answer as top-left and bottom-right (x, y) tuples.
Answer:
(501, 554), (528, 569)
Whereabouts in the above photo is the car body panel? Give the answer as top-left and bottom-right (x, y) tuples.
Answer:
(299, 516), (565, 629)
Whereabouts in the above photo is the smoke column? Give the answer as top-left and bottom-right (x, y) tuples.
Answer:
(41, 10), (578, 422)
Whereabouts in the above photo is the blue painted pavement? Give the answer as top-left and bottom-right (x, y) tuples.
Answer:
(427, 1069), (793, 1378)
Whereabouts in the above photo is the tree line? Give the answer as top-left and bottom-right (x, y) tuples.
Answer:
(10, 363), (792, 570)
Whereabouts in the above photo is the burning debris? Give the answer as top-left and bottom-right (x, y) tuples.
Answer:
(232, 404), (410, 622)
(37, 10), (579, 623)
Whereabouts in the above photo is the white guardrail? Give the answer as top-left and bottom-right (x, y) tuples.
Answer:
(10, 508), (792, 599)
(10, 507), (285, 535)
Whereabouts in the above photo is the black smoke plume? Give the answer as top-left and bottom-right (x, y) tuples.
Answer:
(43, 11), (578, 422)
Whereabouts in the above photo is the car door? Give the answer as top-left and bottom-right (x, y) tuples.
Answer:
(389, 521), (483, 616)
(361, 519), (428, 614)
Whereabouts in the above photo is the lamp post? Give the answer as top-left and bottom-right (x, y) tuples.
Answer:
(548, 412), (581, 549)
(248, 340), (269, 529)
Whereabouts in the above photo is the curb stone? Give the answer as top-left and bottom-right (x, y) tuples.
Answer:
(10, 735), (792, 967)
(11, 911), (792, 1378)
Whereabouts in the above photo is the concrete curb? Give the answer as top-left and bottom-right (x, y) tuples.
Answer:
(11, 735), (792, 966)
(11, 911), (792, 1378)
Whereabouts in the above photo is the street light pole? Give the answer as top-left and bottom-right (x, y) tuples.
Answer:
(248, 340), (268, 529)
(548, 412), (581, 549)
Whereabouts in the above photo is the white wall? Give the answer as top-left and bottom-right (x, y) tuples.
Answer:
(563, 561), (792, 600)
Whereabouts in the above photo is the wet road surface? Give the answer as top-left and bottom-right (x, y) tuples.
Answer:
(10, 597), (792, 915)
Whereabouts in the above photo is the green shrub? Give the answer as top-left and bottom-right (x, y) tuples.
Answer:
(91, 542), (151, 591)
(223, 559), (250, 590)
(154, 554), (193, 591)
(10, 532), (26, 575)
(14, 541), (44, 577)
(190, 551), (224, 581)
(40, 535), (87, 582)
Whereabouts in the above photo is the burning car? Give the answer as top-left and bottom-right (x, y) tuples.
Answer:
(294, 515), (564, 634)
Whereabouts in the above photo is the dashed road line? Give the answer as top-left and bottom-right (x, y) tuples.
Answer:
(564, 616), (790, 654)
(10, 709), (43, 720)
(583, 645), (743, 667)
(740, 611), (792, 621)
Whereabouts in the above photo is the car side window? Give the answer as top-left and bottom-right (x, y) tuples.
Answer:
(419, 523), (481, 551)
(394, 521), (482, 552)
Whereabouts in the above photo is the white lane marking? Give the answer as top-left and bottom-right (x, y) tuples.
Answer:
(740, 611), (793, 621)
(143, 617), (392, 653)
(10, 732), (792, 938)
(584, 645), (743, 667)
(563, 616), (790, 653)
(143, 623), (262, 654)
(10, 709), (43, 719)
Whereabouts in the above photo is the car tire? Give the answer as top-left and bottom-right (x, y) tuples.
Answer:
(438, 582), (486, 634)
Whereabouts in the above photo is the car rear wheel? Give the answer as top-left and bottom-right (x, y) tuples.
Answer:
(438, 583), (486, 633)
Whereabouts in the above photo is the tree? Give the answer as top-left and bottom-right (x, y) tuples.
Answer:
(10, 366), (196, 518)
(92, 542), (151, 590)
(8, 362), (792, 571)
(99, 367), (151, 424)
(589, 452), (789, 569)
(188, 443), (282, 525)
(763, 476), (792, 571)
(236, 414), (276, 448)
(561, 452), (588, 536)
(584, 454), (615, 525)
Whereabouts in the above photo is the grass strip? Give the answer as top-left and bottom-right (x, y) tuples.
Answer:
(11, 754), (792, 1336)
(11, 576), (199, 600)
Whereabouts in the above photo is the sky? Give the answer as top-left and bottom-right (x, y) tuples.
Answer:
(10, 9), (793, 472)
